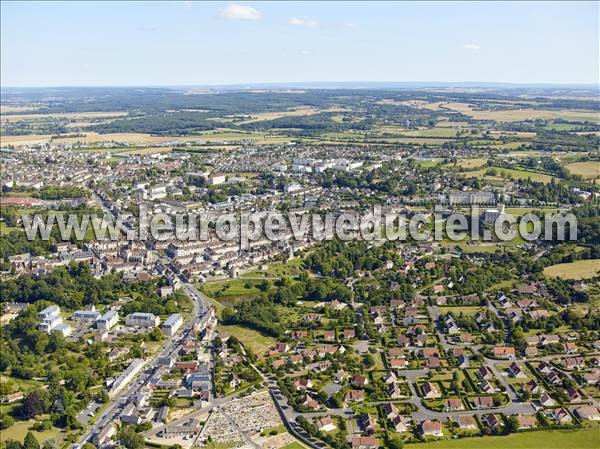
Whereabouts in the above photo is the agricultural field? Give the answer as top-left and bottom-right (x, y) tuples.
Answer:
(0, 111), (128, 123)
(236, 106), (346, 124)
(564, 161), (600, 179)
(0, 130), (292, 146)
(543, 259), (600, 280)
(418, 101), (600, 123)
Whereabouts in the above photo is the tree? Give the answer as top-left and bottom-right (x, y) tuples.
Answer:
(386, 433), (404, 449)
(23, 432), (40, 449)
(81, 444), (96, 449)
(147, 327), (163, 342)
(506, 416), (519, 433)
(20, 390), (49, 419)
(5, 440), (22, 449)
(118, 426), (145, 449)
(0, 414), (15, 430)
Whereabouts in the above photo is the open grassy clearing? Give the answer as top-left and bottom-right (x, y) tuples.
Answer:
(280, 442), (311, 449)
(460, 166), (557, 184)
(437, 306), (485, 316)
(415, 159), (442, 168)
(0, 375), (43, 393)
(203, 278), (263, 298)
(402, 127), (460, 138)
(373, 125), (461, 138)
(329, 134), (453, 145)
(452, 158), (488, 169)
(564, 161), (600, 179)
(405, 428), (600, 449)
(476, 141), (528, 149)
(504, 207), (560, 217)
(0, 418), (65, 445)
(543, 259), (600, 280)
(218, 324), (276, 355)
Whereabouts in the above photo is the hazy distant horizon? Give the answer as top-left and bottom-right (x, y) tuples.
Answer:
(2, 80), (598, 91)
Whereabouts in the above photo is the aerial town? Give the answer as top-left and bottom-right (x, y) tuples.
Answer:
(1, 2), (599, 449)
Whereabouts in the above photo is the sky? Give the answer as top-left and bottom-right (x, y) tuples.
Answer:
(1, 1), (598, 87)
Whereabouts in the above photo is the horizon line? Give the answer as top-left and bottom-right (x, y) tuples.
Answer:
(2, 80), (600, 90)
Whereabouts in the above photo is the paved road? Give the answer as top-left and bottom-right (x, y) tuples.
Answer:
(77, 276), (208, 446)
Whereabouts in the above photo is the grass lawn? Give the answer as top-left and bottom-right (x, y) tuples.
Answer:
(280, 442), (311, 449)
(543, 259), (600, 280)
(0, 375), (43, 393)
(405, 428), (600, 449)
(504, 207), (559, 217)
(453, 158), (488, 169)
(437, 306), (484, 316)
(0, 418), (65, 445)
(201, 278), (263, 305)
(218, 324), (276, 356)
(415, 159), (442, 168)
(260, 424), (287, 436)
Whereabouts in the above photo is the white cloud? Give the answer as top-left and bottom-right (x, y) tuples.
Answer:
(288, 17), (318, 28)
(219, 3), (262, 21)
(183, 1), (193, 8)
(463, 43), (481, 51)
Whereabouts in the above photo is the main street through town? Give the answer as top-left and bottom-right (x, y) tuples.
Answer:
(76, 277), (208, 447)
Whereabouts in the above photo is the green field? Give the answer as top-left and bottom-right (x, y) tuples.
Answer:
(201, 278), (263, 305)
(403, 127), (460, 138)
(280, 442), (311, 449)
(454, 158), (488, 169)
(544, 259), (600, 280)
(461, 166), (557, 184)
(406, 428), (600, 449)
(218, 324), (276, 355)
(437, 306), (485, 316)
(0, 418), (65, 446)
(504, 207), (560, 217)
(415, 159), (442, 168)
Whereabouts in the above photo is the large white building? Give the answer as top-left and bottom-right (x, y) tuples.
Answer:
(109, 358), (145, 398)
(97, 310), (119, 332)
(38, 305), (71, 335)
(125, 312), (160, 328)
(72, 306), (101, 323)
(483, 204), (506, 224)
(449, 191), (496, 205)
(207, 174), (226, 185)
(284, 182), (302, 193)
(162, 313), (183, 337)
